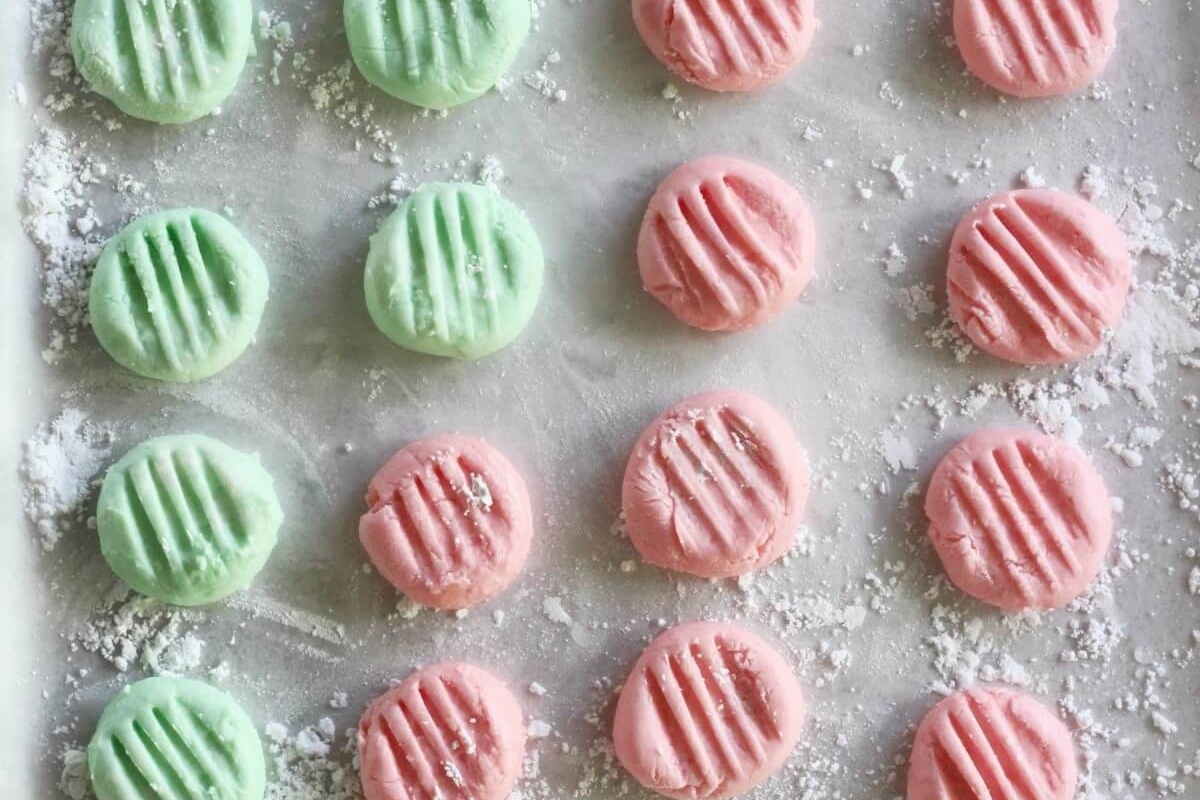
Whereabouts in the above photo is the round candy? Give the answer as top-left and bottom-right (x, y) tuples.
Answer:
(89, 209), (270, 383)
(622, 390), (808, 578)
(632, 0), (818, 92)
(947, 188), (1130, 365)
(358, 662), (526, 800)
(96, 434), (284, 606)
(359, 434), (533, 609)
(613, 621), (804, 800)
(344, 0), (531, 109)
(907, 686), (1077, 800)
(88, 677), (266, 800)
(364, 183), (544, 360)
(637, 156), (815, 332)
(953, 0), (1117, 97)
(71, 0), (253, 124)
(925, 428), (1113, 611)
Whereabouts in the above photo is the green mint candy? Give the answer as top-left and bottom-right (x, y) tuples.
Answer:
(88, 677), (266, 800)
(364, 182), (544, 360)
(96, 434), (283, 606)
(71, 0), (254, 124)
(344, 0), (531, 109)
(89, 209), (269, 384)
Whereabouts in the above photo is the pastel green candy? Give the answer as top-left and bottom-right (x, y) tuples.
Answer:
(344, 0), (531, 109)
(96, 434), (283, 606)
(88, 677), (266, 800)
(71, 0), (254, 124)
(364, 182), (544, 359)
(89, 209), (269, 383)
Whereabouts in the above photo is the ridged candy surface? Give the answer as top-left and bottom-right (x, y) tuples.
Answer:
(365, 183), (544, 359)
(344, 0), (531, 108)
(907, 686), (1077, 800)
(947, 189), (1130, 365)
(632, 0), (818, 91)
(71, 0), (253, 123)
(89, 208), (269, 383)
(358, 662), (526, 800)
(925, 428), (1113, 611)
(359, 434), (533, 609)
(954, 0), (1118, 97)
(622, 390), (809, 578)
(88, 677), (266, 800)
(96, 434), (283, 606)
(613, 621), (804, 800)
(638, 156), (816, 332)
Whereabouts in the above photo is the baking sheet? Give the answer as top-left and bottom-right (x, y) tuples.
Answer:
(6, 0), (1200, 798)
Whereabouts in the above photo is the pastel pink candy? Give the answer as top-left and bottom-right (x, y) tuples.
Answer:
(907, 686), (1077, 800)
(632, 0), (818, 91)
(925, 428), (1113, 611)
(622, 390), (809, 578)
(359, 434), (533, 609)
(954, 0), (1117, 97)
(638, 156), (816, 332)
(947, 188), (1130, 365)
(613, 621), (805, 800)
(358, 662), (526, 800)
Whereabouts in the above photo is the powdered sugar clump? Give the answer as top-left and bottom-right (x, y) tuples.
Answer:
(264, 718), (359, 800)
(880, 242), (908, 276)
(73, 590), (200, 672)
(21, 408), (112, 551)
(58, 747), (90, 800)
(22, 129), (107, 361)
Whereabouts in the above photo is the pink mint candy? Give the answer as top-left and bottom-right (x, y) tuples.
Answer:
(638, 156), (816, 332)
(358, 662), (526, 800)
(632, 0), (818, 91)
(947, 188), (1130, 365)
(954, 0), (1118, 97)
(925, 428), (1113, 611)
(908, 686), (1077, 800)
(622, 389), (809, 578)
(613, 621), (805, 800)
(359, 435), (533, 610)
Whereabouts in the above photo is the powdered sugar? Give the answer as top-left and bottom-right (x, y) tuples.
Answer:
(264, 718), (359, 800)
(21, 408), (112, 551)
(71, 588), (204, 673)
(57, 747), (89, 800)
(21, 129), (106, 361)
(879, 242), (908, 276)
(876, 430), (917, 474)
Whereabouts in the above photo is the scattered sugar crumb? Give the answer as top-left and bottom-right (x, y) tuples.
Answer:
(542, 597), (572, 626)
